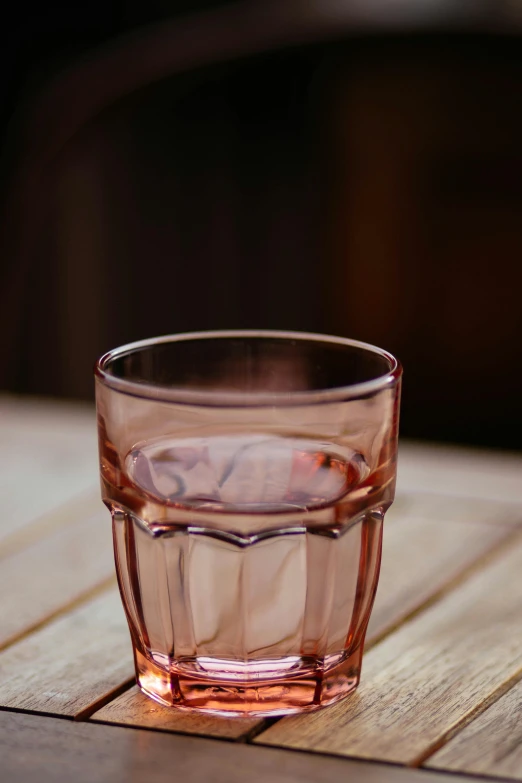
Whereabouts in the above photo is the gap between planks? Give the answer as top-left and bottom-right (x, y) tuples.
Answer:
(254, 528), (522, 767)
(366, 524), (522, 650)
(0, 570), (117, 654)
(1, 516), (518, 743)
(74, 679), (136, 722)
(88, 515), (520, 740)
(1, 710), (490, 783)
(410, 665), (522, 768)
(1, 432), (519, 749)
(88, 704), (277, 745)
(0, 589), (135, 718)
(426, 676), (522, 780)
(263, 528), (522, 753)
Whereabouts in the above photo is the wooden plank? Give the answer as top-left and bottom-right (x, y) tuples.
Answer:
(255, 532), (522, 765)
(0, 711), (486, 783)
(368, 505), (518, 643)
(390, 490), (522, 529)
(0, 490), (103, 562)
(91, 685), (259, 740)
(398, 441), (522, 504)
(0, 396), (98, 545)
(427, 677), (522, 780)
(0, 588), (134, 716)
(0, 509), (115, 650)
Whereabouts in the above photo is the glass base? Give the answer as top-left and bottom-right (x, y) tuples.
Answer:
(134, 644), (363, 717)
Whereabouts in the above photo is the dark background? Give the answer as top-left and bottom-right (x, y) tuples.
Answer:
(1, 1), (522, 449)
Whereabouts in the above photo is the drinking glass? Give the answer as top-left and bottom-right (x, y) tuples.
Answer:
(95, 330), (401, 716)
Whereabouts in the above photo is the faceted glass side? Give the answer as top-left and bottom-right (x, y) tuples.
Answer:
(112, 507), (383, 715)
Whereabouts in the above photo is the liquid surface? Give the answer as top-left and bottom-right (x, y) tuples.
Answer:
(125, 434), (367, 513)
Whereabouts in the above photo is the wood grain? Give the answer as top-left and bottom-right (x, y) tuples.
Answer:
(368, 507), (518, 643)
(255, 532), (522, 764)
(427, 677), (522, 780)
(91, 685), (259, 739)
(0, 508), (115, 650)
(0, 588), (134, 715)
(0, 711), (486, 783)
(0, 396), (98, 545)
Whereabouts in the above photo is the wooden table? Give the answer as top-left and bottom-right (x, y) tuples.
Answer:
(2, 395), (522, 783)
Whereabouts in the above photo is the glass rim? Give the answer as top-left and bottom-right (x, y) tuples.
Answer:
(94, 329), (402, 407)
